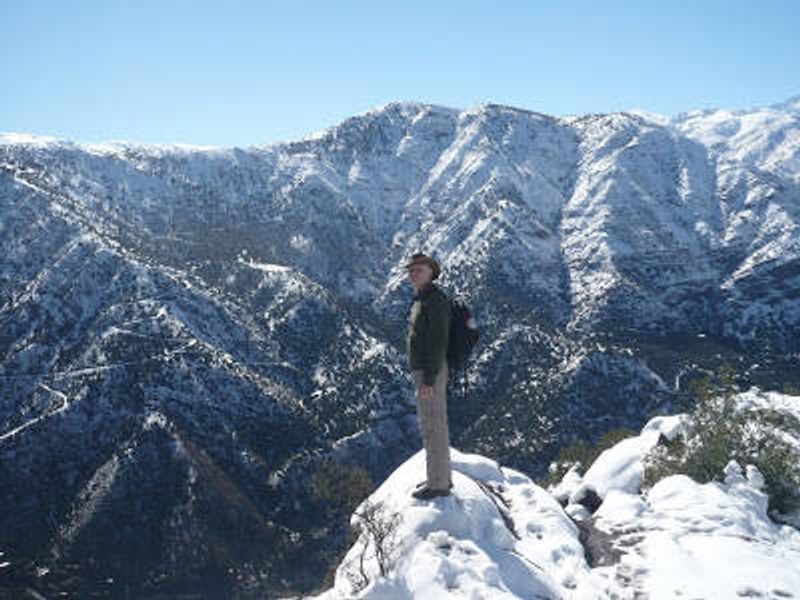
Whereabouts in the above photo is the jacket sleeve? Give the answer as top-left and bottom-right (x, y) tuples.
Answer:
(421, 296), (451, 386)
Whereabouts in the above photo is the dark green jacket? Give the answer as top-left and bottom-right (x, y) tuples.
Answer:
(406, 282), (451, 385)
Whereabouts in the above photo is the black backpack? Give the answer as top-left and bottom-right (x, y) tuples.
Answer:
(445, 294), (479, 371)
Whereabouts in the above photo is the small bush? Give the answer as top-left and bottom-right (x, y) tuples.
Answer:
(782, 381), (800, 396)
(311, 459), (375, 591)
(311, 461), (402, 594)
(312, 459), (374, 519)
(346, 499), (404, 593)
(643, 368), (800, 516)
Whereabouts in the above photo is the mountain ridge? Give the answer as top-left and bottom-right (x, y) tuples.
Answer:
(1, 95), (799, 596)
(6, 93), (799, 150)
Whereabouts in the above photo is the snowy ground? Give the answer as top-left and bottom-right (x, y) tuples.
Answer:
(305, 389), (800, 599)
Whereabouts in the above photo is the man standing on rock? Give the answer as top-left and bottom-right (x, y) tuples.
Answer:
(405, 252), (453, 499)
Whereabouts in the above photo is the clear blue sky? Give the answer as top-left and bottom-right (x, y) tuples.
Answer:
(2, 0), (798, 147)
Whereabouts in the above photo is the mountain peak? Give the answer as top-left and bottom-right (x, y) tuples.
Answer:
(457, 102), (559, 125)
(366, 99), (458, 116)
(293, 100), (458, 145)
(772, 93), (800, 113)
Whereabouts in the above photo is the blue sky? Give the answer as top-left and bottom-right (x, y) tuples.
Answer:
(2, 0), (798, 147)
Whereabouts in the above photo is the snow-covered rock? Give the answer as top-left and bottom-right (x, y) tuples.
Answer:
(582, 415), (685, 499)
(592, 469), (800, 599)
(551, 414), (686, 520)
(311, 448), (595, 599)
(315, 390), (800, 599)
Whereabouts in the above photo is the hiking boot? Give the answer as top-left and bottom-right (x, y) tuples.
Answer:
(411, 485), (451, 499)
(415, 480), (453, 490)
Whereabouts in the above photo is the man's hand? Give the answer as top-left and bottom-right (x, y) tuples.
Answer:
(419, 384), (433, 400)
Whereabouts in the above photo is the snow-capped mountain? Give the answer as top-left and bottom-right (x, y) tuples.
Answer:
(311, 388), (800, 599)
(1, 96), (799, 596)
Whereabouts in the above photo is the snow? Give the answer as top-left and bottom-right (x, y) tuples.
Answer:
(626, 108), (671, 126)
(0, 131), (221, 154)
(736, 387), (800, 421)
(311, 448), (568, 599)
(593, 466), (800, 599)
(237, 256), (292, 273)
(0, 383), (71, 442)
(582, 433), (659, 498)
(555, 415), (686, 502)
(0, 132), (64, 146)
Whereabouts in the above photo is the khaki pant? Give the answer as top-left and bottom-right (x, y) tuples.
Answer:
(412, 359), (452, 490)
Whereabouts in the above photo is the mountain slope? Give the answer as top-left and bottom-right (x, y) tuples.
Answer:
(1, 96), (799, 595)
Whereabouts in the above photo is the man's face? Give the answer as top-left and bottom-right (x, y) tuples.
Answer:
(407, 262), (433, 289)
